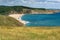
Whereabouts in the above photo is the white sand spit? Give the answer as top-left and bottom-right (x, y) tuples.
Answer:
(8, 14), (28, 25)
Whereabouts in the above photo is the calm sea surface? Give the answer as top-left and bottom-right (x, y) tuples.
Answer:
(21, 12), (60, 26)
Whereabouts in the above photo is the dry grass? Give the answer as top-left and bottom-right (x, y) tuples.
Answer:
(0, 26), (60, 40)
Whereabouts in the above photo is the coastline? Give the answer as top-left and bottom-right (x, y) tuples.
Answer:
(8, 14), (27, 25)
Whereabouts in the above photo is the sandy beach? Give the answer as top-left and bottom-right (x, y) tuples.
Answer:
(9, 14), (28, 25)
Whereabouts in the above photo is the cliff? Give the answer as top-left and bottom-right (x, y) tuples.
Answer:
(22, 9), (60, 14)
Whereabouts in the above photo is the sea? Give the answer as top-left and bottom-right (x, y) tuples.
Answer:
(21, 12), (60, 26)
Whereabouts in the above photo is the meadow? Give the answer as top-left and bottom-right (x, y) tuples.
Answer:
(0, 26), (60, 40)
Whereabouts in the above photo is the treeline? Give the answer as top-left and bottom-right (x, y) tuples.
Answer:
(0, 6), (46, 15)
(0, 6), (23, 15)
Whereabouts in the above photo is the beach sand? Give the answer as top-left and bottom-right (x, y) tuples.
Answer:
(9, 14), (27, 25)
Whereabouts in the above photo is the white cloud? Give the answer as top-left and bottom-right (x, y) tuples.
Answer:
(21, 0), (60, 5)
(47, 0), (60, 2)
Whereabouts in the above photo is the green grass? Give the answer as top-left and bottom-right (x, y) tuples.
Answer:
(0, 15), (23, 26)
(0, 26), (60, 40)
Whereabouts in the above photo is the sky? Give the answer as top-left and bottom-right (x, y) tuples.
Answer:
(0, 0), (60, 9)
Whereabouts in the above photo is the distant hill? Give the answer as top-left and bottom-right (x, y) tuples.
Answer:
(0, 6), (60, 15)
(0, 6), (46, 15)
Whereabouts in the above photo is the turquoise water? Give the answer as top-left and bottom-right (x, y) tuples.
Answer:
(21, 12), (60, 26)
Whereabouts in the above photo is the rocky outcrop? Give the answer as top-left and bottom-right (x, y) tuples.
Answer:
(22, 9), (60, 14)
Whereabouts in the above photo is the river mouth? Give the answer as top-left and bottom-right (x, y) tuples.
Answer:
(21, 13), (60, 26)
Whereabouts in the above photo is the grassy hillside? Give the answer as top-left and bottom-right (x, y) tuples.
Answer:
(0, 15), (23, 26)
(0, 27), (60, 40)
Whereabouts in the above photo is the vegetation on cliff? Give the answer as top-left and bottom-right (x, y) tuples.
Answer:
(0, 15), (23, 26)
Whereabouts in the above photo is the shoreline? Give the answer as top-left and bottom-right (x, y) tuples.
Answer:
(8, 14), (27, 25)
